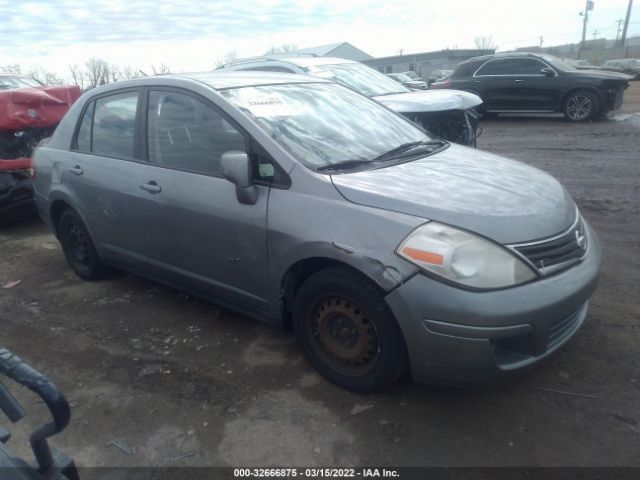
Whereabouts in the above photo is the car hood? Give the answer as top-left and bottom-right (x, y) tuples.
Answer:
(331, 144), (576, 244)
(372, 89), (483, 113)
(565, 70), (633, 81)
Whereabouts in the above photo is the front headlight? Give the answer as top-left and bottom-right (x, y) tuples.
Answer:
(396, 222), (537, 289)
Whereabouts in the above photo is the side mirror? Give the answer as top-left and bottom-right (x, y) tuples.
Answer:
(540, 67), (555, 76)
(220, 151), (258, 205)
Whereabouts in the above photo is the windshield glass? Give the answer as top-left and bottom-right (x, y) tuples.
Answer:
(539, 54), (576, 72)
(0, 76), (42, 90)
(220, 82), (431, 169)
(303, 63), (409, 97)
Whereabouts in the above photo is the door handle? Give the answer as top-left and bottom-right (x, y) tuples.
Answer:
(473, 80), (482, 83)
(69, 165), (83, 175)
(139, 181), (161, 193)
(514, 79), (525, 83)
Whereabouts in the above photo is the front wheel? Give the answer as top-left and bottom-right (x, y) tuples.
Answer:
(563, 91), (599, 122)
(292, 267), (408, 391)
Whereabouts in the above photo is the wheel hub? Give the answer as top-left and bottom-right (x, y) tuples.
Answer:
(313, 297), (378, 370)
(566, 95), (592, 120)
(68, 224), (89, 266)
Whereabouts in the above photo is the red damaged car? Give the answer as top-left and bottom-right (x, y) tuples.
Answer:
(0, 75), (81, 221)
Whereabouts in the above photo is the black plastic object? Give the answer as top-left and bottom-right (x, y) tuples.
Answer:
(0, 347), (78, 480)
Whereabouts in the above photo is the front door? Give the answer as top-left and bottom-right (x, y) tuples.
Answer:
(140, 89), (270, 310)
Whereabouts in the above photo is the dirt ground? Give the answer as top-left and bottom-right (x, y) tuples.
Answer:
(1, 83), (639, 469)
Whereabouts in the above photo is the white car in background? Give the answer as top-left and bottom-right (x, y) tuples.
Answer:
(216, 56), (483, 146)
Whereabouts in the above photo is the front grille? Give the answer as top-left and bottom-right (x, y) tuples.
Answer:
(511, 215), (588, 274)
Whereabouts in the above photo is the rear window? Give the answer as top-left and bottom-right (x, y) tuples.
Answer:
(452, 61), (482, 78)
(73, 91), (139, 159)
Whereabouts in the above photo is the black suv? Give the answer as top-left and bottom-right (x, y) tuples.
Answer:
(431, 52), (631, 121)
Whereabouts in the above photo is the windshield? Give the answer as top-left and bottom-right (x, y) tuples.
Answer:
(221, 82), (432, 170)
(302, 63), (410, 97)
(620, 59), (639, 67)
(0, 76), (42, 90)
(539, 54), (576, 72)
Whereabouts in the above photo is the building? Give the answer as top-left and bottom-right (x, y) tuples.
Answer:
(292, 42), (373, 62)
(363, 49), (494, 80)
(515, 35), (640, 63)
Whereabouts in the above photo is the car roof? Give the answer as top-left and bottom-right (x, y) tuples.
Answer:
(218, 56), (357, 70)
(89, 71), (326, 93)
(460, 51), (544, 64)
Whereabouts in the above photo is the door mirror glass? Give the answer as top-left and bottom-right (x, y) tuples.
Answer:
(221, 151), (251, 187)
(540, 67), (555, 76)
(220, 150), (258, 204)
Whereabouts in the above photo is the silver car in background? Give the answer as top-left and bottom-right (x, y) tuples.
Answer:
(33, 72), (601, 391)
(216, 56), (482, 146)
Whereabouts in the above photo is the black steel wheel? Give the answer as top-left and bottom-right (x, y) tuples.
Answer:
(292, 267), (407, 391)
(58, 209), (107, 280)
(563, 91), (599, 122)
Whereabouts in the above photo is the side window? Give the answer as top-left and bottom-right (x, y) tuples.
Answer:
(510, 59), (548, 75)
(147, 90), (246, 176)
(92, 92), (138, 158)
(475, 59), (514, 76)
(477, 58), (549, 76)
(75, 101), (94, 151)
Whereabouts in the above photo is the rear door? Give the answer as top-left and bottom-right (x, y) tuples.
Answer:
(68, 89), (164, 256)
(138, 88), (271, 310)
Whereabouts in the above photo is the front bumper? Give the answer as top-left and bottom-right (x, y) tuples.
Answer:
(385, 220), (602, 385)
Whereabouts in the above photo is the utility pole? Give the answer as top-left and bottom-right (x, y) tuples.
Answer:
(539, 35), (544, 50)
(619, 0), (633, 48)
(578, 0), (594, 59)
(615, 18), (624, 42)
(592, 29), (599, 41)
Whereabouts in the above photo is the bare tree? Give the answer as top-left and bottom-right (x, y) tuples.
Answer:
(84, 57), (110, 88)
(474, 36), (497, 51)
(120, 66), (138, 80)
(69, 64), (85, 89)
(213, 51), (238, 68)
(151, 63), (171, 75)
(264, 44), (298, 55)
(28, 68), (64, 86)
(1, 64), (22, 75)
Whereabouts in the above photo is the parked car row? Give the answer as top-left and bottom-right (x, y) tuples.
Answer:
(386, 72), (428, 90)
(431, 52), (631, 121)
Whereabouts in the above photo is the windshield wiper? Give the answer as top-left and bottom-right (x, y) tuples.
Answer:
(317, 159), (374, 172)
(374, 140), (446, 162)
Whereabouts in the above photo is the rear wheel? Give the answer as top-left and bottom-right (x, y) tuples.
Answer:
(292, 267), (407, 391)
(58, 210), (108, 280)
(563, 91), (599, 122)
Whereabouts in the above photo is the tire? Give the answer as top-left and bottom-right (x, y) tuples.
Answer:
(563, 90), (599, 122)
(58, 209), (108, 280)
(292, 267), (407, 392)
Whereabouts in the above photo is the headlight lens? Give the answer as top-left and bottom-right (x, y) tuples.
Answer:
(396, 222), (537, 289)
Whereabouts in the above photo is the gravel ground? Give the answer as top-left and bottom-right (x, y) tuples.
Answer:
(1, 83), (639, 469)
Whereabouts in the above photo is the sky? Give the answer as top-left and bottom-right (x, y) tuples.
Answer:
(0, 0), (638, 80)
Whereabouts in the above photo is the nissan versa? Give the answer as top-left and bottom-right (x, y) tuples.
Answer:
(32, 72), (601, 391)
